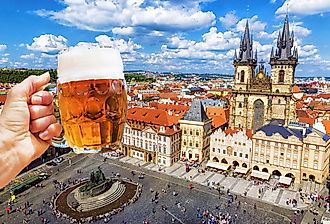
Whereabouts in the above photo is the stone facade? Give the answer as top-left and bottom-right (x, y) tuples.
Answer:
(229, 16), (298, 132)
(179, 100), (212, 162)
(180, 120), (212, 162)
(252, 123), (330, 184)
(210, 128), (252, 169)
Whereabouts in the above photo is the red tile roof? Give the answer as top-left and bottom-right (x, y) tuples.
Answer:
(224, 128), (253, 139)
(0, 95), (7, 103)
(322, 119), (330, 135)
(292, 85), (301, 93)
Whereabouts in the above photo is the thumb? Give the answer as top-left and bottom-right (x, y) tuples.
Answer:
(8, 72), (50, 102)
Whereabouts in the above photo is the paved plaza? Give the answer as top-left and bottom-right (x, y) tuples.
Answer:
(0, 153), (328, 223)
(110, 155), (317, 211)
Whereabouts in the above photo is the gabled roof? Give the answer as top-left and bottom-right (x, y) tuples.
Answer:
(127, 107), (178, 126)
(182, 100), (209, 122)
(256, 124), (303, 140)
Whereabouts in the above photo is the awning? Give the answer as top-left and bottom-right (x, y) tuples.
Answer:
(234, 167), (249, 174)
(206, 161), (230, 171)
(279, 176), (292, 185)
(251, 170), (270, 180)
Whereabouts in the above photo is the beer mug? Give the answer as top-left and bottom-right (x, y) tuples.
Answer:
(56, 45), (127, 153)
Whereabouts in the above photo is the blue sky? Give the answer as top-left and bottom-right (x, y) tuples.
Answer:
(0, 0), (330, 77)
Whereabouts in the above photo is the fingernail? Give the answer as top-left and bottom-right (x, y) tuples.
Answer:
(32, 96), (42, 104)
(39, 131), (49, 140)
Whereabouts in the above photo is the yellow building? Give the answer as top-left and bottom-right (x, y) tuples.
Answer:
(229, 16), (297, 132)
(252, 122), (330, 184)
(179, 100), (212, 162)
(207, 88), (231, 98)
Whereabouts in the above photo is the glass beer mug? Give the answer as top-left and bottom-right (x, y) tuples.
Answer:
(56, 45), (127, 153)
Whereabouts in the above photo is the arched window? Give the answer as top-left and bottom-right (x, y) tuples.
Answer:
(240, 70), (245, 83)
(238, 102), (242, 108)
(237, 73), (240, 80)
(278, 70), (285, 83)
(278, 99), (281, 104)
(275, 89), (280, 93)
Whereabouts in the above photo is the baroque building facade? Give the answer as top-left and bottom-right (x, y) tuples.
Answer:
(121, 107), (181, 167)
(209, 128), (252, 172)
(179, 100), (212, 162)
(229, 16), (298, 132)
(252, 122), (330, 184)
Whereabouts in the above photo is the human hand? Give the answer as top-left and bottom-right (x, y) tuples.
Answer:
(0, 72), (62, 187)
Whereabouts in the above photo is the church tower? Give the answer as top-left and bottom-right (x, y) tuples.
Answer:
(233, 21), (257, 91)
(270, 15), (298, 94)
(230, 16), (298, 132)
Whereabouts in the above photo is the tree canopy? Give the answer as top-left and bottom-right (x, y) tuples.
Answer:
(0, 69), (57, 83)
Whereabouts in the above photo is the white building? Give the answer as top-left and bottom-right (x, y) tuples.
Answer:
(121, 107), (181, 167)
(209, 128), (252, 173)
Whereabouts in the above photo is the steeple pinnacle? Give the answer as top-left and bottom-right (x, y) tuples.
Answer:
(270, 15), (298, 63)
(235, 20), (255, 64)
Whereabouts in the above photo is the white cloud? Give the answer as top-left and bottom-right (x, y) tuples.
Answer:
(148, 30), (165, 37)
(0, 57), (8, 64)
(291, 23), (311, 38)
(167, 36), (195, 49)
(298, 44), (318, 58)
(26, 34), (68, 52)
(236, 15), (267, 32)
(112, 27), (134, 35)
(0, 44), (7, 51)
(94, 35), (141, 53)
(20, 53), (36, 59)
(276, 0), (330, 15)
(194, 27), (240, 51)
(36, 0), (215, 32)
(219, 11), (239, 29)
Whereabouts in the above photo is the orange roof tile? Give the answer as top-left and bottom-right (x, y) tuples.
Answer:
(159, 93), (179, 99)
(292, 85), (301, 93)
(0, 94), (7, 103)
(298, 117), (316, 126)
(127, 107), (179, 126)
(322, 119), (330, 135)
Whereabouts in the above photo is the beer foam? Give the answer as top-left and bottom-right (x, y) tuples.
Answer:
(57, 45), (124, 83)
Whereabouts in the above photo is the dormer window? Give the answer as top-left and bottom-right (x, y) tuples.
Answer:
(160, 126), (165, 133)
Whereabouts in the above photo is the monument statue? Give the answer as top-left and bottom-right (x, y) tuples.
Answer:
(79, 167), (107, 194)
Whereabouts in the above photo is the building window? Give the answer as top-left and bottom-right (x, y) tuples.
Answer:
(278, 99), (281, 104)
(278, 70), (285, 83)
(212, 148), (215, 152)
(223, 149), (226, 154)
(196, 131), (199, 136)
(313, 163), (318, 169)
(238, 102), (242, 108)
(245, 154), (248, 159)
(183, 130), (187, 134)
(196, 143), (199, 147)
(190, 130), (193, 135)
(239, 153), (243, 157)
(234, 151), (237, 156)
(133, 151), (135, 156)
(240, 70), (245, 83)
(274, 159), (278, 164)
(266, 159), (269, 163)
(303, 160), (308, 167)
(280, 152), (284, 156)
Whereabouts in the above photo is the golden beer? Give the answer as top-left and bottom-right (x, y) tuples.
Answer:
(57, 46), (127, 153)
